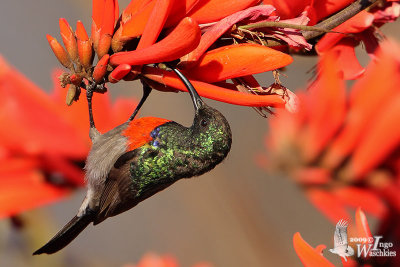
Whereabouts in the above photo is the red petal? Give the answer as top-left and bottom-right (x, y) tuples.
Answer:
(263, 0), (312, 19)
(316, 11), (374, 53)
(120, 1), (157, 38)
(136, 253), (179, 267)
(293, 232), (335, 267)
(293, 167), (331, 185)
(323, 41), (400, 169)
(100, 0), (117, 36)
(0, 157), (40, 174)
(184, 44), (293, 83)
(121, 0), (153, 24)
(333, 187), (387, 218)
(350, 92), (400, 178)
(187, 0), (259, 24)
(355, 207), (373, 241)
(330, 39), (365, 80)
(92, 0), (105, 29)
(301, 51), (346, 162)
(137, 0), (175, 50)
(0, 168), (69, 218)
(165, 0), (201, 27)
(42, 153), (85, 186)
(306, 189), (350, 224)
(313, 0), (354, 22)
(143, 67), (286, 107)
(110, 17), (201, 66)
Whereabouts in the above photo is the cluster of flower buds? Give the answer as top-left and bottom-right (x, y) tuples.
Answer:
(46, 0), (120, 106)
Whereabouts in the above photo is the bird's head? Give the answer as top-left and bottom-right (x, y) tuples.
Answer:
(172, 68), (232, 156)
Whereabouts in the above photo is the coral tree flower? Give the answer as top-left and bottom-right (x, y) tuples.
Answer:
(293, 208), (372, 266)
(48, 0), (297, 115)
(261, 40), (400, 263)
(0, 56), (135, 218)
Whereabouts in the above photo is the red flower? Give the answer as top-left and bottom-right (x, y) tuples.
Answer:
(0, 55), (136, 218)
(261, 40), (400, 247)
(47, 0), (297, 115)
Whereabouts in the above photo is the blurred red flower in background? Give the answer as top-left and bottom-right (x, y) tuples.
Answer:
(123, 253), (212, 267)
(0, 56), (136, 218)
(260, 39), (400, 266)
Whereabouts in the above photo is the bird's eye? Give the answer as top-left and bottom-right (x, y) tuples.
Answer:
(200, 119), (208, 127)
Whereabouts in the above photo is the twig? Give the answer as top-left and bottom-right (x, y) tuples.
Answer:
(303, 0), (378, 40)
(239, 22), (339, 34)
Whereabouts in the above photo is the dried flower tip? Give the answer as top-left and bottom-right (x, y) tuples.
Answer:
(46, 34), (73, 69)
(93, 54), (110, 83)
(59, 18), (79, 62)
(66, 84), (77, 106)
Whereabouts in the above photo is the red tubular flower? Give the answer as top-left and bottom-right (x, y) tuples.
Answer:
(142, 66), (286, 107)
(108, 63), (132, 83)
(183, 44), (293, 83)
(110, 17), (201, 66)
(0, 55), (136, 217)
(96, 0), (118, 58)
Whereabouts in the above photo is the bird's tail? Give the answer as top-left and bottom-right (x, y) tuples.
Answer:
(33, 213), (93, 255)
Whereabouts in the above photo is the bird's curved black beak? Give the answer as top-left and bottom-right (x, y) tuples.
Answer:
(171, 68), (204, 112)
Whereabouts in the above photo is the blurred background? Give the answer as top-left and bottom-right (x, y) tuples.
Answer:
(0, 1), (399, 266)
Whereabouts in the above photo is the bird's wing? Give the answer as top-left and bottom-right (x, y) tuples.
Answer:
(93, 149), (141, 225)
(333, 219), (349, 248)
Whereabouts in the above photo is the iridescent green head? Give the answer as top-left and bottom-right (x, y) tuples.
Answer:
(172, 68), (232, 175)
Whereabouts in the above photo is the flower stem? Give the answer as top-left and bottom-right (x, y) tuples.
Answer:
(303, 0), (379, 40)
